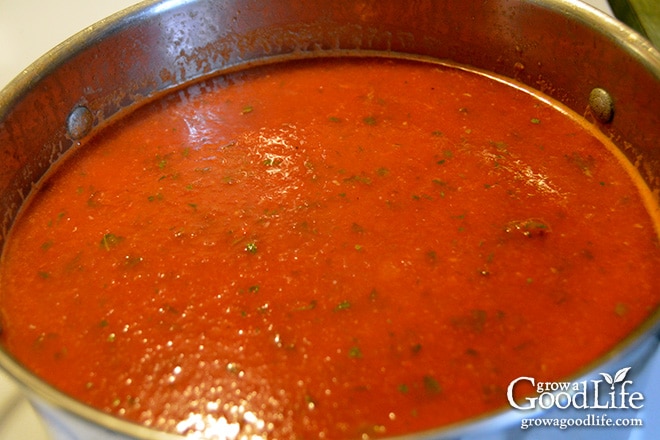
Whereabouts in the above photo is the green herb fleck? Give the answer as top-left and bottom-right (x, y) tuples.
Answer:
(295, 300), (317, 311)
(490, 140), (508, 151)
(531, 118), (541, 124)
(242, 105), (254, 114)
(423, 375), (441, 394)
(452, 309), (488, 333)
(566, 152), (595, 177)
(245, 242), (258, 254)
(363, 115), (377, 126)
(263, 157), (283, 167)
(348, 346), (363, 358)
(100, 233), (123, 250)
(124, 255), (143, 268)
(412, 194), (433, 201)
(504, 219), (550, 238)
(334, 300), (352, 311)
(351, 223), (365, 234)
(305, 394), (317, 410)
(343, 174), (372, 185)
(615, 302), (629, 317)
(376, 167), (389, 177)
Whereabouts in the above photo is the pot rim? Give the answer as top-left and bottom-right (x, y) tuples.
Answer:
(1, 0), (659, 439)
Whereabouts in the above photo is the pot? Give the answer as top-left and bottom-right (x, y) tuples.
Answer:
(0, 0), (659, 439)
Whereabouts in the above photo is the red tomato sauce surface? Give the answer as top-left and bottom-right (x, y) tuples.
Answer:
(1, 58), (659, 439)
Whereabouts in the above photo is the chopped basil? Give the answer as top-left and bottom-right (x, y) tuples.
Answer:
(348, 346), (363, 358)
(334, 300), (352, 311)
(351, 223), (365, 234)
(363, 115), (377, 126)
(147, 193), (163, 202)
(565, 152), (595, 177)
(615, 302), (629, 317)
(295, 300), (317, 311)
(305, 394), (317, 410)
(124, 255), (143, 268)
(226, 362), (240, 374)
(423, 375), (441, 394)
(343, 174), (372, 185)
(504, 219), (550, 238)
(245, 242), (258, 254)
(100, 233), (123, 250)
(376, 167), (389, 177)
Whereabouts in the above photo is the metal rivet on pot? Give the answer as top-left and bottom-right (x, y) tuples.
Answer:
(588, 88), (614, 123)
(67, 106), (94, 140)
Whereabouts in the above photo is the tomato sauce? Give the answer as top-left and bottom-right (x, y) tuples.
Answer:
(1, 58), (659, 439)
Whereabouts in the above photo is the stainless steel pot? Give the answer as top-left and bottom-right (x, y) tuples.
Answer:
(1, 0), (659, 439)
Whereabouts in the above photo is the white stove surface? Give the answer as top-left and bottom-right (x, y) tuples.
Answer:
(1, 1), (658, 440)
